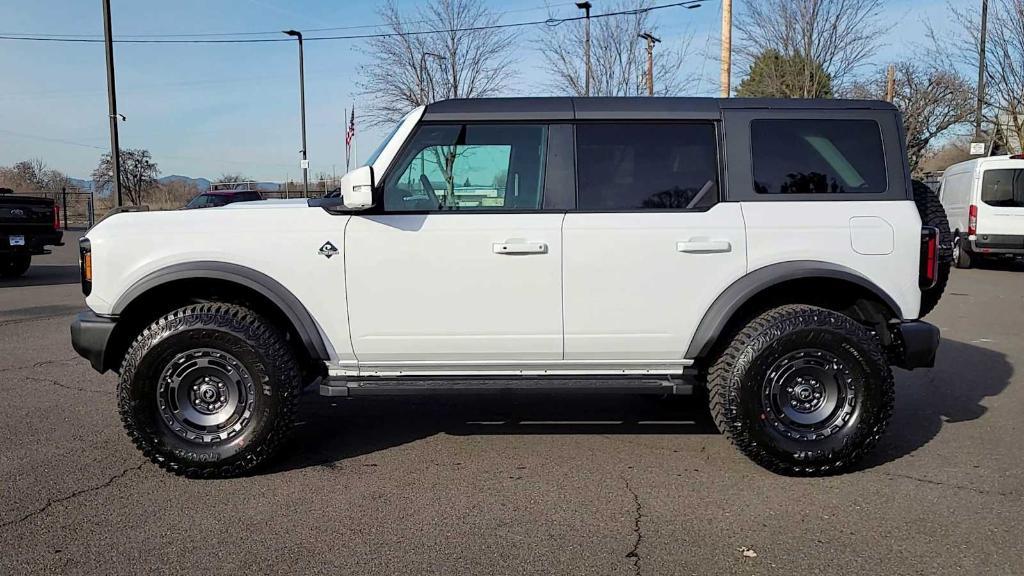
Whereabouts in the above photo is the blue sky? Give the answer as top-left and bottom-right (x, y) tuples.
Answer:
(0, 0), (955, 182)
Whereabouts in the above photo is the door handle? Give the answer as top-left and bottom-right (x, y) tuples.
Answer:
(493, 241), (548, 255)
(677, 239), (732, 253)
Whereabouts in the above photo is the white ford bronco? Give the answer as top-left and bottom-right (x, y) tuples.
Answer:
(71, 97), (951, 477)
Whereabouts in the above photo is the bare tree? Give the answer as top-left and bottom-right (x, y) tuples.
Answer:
(0, 159), (71, 192)
(735, 0), (885, 95)
(539, 0), (696, 96)
(214, 173), (252, 184)
(92, 149), (160, 206)
(357, 0), (517, 126)
(849, 61), (974, 172)
(937, 0), (1024, 153)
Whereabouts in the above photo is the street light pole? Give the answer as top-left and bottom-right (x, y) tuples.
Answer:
(419, 52), (446, 104)
(576, 2), (592, 96)
(284, 30), (309, 196)
(101, 0), (122, 206)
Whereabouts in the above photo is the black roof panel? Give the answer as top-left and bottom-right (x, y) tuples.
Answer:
(422, 97), (896, 122)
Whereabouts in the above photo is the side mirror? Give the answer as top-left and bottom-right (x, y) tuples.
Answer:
(340, 166), (375, 210)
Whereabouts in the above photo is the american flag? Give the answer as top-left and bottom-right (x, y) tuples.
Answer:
(344, 106), (355, 171)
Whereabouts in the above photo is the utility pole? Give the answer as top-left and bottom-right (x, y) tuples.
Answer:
(283, 30), (309, 196)
(720, 0), (732, 97)
(101, 0), (122, 206)
(976, 0), (989, 141)
(885, 64), (896, 102)
(576, 2), (592, 96)
(639, 33), (661, 96)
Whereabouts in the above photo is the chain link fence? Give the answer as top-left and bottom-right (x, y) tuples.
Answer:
(16, 188), (95, 229)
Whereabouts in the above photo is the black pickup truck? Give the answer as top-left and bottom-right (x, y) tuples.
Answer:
(0, 187), (63, 278)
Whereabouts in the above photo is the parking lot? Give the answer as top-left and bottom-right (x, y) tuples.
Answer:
(0, 231), (1021, 575)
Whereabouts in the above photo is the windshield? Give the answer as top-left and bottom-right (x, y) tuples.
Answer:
(981, 169), (1024, 208)
(363, 119), (404, 168)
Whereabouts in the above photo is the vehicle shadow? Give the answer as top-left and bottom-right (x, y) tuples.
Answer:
(266, 338), (1012, 475)
(858, 337), (1013, 470)
(972, 257), (1024, 272)
(267, 392), (717, 474)
(0, 265), (81, 288)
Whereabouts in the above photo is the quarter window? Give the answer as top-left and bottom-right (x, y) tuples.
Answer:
(576, 123), (719, 211)
(384, 124), (547, 211)
(751, 119), (887, 194)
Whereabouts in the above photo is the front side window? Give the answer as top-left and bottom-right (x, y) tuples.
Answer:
(981, 169), (1024, 207)
(384, 124), (547, 212)
(576, 123), (719, 211)
(751, 119), (887, 195)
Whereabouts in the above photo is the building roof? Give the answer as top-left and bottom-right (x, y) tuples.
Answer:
(422, 97), (897, 122)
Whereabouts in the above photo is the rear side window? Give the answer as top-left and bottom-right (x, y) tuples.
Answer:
(576, 123), (719, 211)
(980, 169), (1024, 207)
(751, 119), (887, 194)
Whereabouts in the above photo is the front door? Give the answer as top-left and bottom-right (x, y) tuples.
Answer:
(562, 122), (748, 362)
(345, 123), (564, 369)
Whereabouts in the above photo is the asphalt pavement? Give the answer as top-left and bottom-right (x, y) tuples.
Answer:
(1, 231), (1021, 575)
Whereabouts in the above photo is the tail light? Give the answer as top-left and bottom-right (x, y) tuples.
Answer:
(919, 226), (940, 290)
(968, 204), (978, 237)
(79, 238), (92, 296)
(53, 201), (60, 230)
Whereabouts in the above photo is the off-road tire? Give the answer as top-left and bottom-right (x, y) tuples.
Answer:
(953, 235), (973, 269)
(0, 254), (31, 278)
(912, 180), (951, 317)
(707, 305), (894, 476)
(118, 303), (300, 478)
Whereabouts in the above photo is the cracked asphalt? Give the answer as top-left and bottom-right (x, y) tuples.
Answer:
(1, 232), (1022, 575)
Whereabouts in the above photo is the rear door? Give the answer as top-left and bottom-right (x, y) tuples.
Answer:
(345, 123), (571, 369)
(562, 122), (747, 362)
(976, 163), (1024, 240)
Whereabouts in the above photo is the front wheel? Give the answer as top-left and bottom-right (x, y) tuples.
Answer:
(707, 305), (894, 475)
(118, 303), (301, 478)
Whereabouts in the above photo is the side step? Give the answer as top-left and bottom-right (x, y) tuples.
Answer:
(320, 375), (695, 397)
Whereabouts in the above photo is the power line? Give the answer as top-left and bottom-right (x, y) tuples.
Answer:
(0, 1), (706, 45)
(0, 2), (581, 39)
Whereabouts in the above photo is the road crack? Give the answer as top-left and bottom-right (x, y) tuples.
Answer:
(23, 375), (113, 396)
(624, 477), (644, 576)
(881, 472), (1018, 498)
(0, 357), (80, 374)
(0, 464), (145, 531)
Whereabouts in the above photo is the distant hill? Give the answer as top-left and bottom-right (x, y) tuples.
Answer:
(66, 175), (212, 195)
(159, 175), (211, 192)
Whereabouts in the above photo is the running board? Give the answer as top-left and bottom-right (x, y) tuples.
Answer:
(320, 375), (695, 397)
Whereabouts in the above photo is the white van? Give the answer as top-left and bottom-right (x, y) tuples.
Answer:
(940, 155), (1024, 268)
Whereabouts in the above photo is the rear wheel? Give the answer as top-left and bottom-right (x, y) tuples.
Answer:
(913, 180), (951, 317)
(0, 254), (31, 278)
(708, 305), (894, 475)
(118, 303), (300, 478)
(953, 235), (973, 269)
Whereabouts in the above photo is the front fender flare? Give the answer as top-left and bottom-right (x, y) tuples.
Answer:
(112, 261), (329, 361)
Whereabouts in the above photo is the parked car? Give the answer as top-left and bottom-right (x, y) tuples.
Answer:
(70, 97), (951, 478)
(0, 187), (63, 278)
(184, 186), (262, 209)
(940, 155), (1024, 268)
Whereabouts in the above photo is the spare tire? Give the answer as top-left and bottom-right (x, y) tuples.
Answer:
(912, 180), (951, 318)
